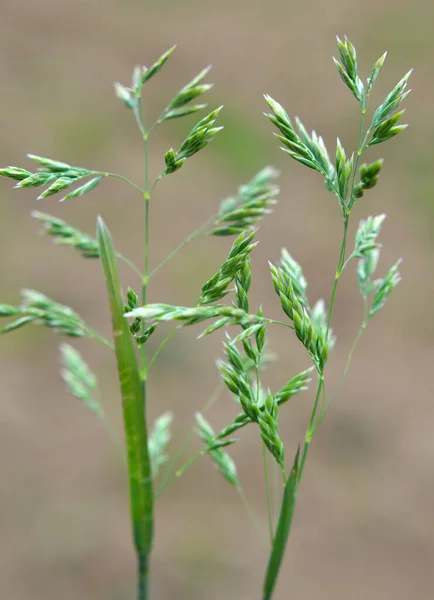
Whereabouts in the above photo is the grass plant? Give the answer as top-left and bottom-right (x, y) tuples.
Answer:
(0, 36), (410, 599)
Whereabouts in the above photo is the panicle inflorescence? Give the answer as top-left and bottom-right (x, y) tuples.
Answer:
(353, 215), (402, 319)
(354, 214), (386, 260)
(213, 167), (280, 236)
(159, 65), (213, 122)
(233, 257), (267, 363)
(0, 155), (103, 202)
(32, 211), (99, 258)
(123, 287), (158, 347)
(60, 343), (100, 414)
(216, 338), (287, 468)
(265, 36), (411, 213)
(218, 339), (257, 412)
(115, 46), (177, 109)
(216, 367), (312, 440)
(125, 303), (264, 337)
(270, 261), (328, 372)
(355, 214), (386, 296)
(367, 70), (411, 146)
(353, 160), (384, 199)
(0, 36), (413, 600)
(148, 412), (173, 476)
(264, 95), (336, 194)
(164, 107), (223, 175)
(279, 249), (309, 309)
(0, 290), (88, 337)
(335, 138), (354, 202)
(198, 230), (257, 305)
(310, 299), (336, 350)
(195, 412), (239, 486)
(115, 45), (214, 124)
(258, 390), (285, 469)
(333, 35), (365, 106)
(124, 287), (141, 333)
(368, 260), (401, 319)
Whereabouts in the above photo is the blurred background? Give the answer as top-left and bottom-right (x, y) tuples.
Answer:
(1, 1), (433, 598)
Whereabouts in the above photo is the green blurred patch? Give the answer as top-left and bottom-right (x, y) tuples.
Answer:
(51, 103), (116, 166)
(211, 106), (272, 174)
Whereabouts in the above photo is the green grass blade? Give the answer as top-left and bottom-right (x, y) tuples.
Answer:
(97, 216), (154, 558)
(262, 446), (300, 600)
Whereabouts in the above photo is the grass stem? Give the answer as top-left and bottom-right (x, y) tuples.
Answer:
(137, 553), (149, 600)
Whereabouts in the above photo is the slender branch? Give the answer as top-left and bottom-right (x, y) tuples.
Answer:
(267, 319), (295, 331)
(316, 296), (369, 428)
(347, 105), (368, 211)
(115, 252), (143, 279)
(326, 215), (349, 340)
(236, 484), (268, 547)
(148, 326), (179, 373)
(93, 172), (145, 196)
(148, 215), (216, 280)
(84, 327), (114, 351)
(137, 554), (149, 600)
(296, 373), (324, 487)
(174, 449), (207, 478)
(155, 382), (224, 497)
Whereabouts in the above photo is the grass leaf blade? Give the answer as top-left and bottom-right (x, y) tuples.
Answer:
(97, 216), (154, 558)
(262, 447), (300, 600)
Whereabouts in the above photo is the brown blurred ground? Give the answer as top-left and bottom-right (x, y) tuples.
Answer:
(1, 1), (434, 599)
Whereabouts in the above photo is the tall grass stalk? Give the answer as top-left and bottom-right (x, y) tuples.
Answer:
(0, 37), (410, 599)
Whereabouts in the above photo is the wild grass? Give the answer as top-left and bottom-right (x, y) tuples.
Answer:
(0, 36), (411, 599)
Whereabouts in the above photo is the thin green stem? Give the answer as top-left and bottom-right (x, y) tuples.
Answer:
(147, 114), (165, 135)
(143, 195), (150, 294)
(341, 251), (355, 274)
(92, 172), (146, 281)
(268, 319), (295, 330)
(133, 100), (147, 138)
(326, 215), (349, 340)
(307, 374), (325, 433)
(347, 106), (368, 211)
(318, 379), (327, 429)
(137, 553), (149, 600)
(155, 451), (201, 499)
(147, 326), (179, 373)
(341, 306), (368, 384)
(115, 252), (142, 279)
(132, 94), (150, 383)
(95, 172), (145, 196)
(299, 201), (348, 484)
(317, 297), (369, 427)
(84, 327), (114, 351)
(236, 484), (268, 547)
(296, 373), (324, 487)
(155, 382), (224, 497)
(174, 449), (207, 478)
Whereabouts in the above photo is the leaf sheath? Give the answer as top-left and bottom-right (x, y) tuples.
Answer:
(97, 217), (154, 560)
